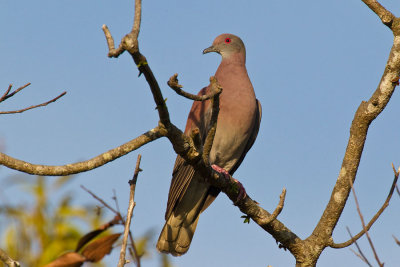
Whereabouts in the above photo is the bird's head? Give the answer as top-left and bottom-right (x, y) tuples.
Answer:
(203, 33), (246, 60)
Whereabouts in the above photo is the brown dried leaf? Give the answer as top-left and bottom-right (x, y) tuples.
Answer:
(75, 229), (104, 252)
(81, 233), (121, 262)
(42, 252), (85, 267)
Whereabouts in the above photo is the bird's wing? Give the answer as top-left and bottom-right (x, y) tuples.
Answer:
(164, 155), (196, 220)
(229, 99), (262, 175)
(201, 99), (262, 212)
(164, 87), (212, 220)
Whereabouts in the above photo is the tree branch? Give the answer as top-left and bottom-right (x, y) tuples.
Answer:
(0, 91), (66, 115)
(348, 170), (383, 266)
(361, 0), (396, 28)
(330, 165), (399, 249)
(102, 0), (170, 126)
(347, 227), (373, 267)
(118, 154), (142, 267)
(0, 83), (66, 115)
(0, 126), (166, 175)
(202, 77), (222, 166)
(310, 19), (400, 251)
(167, 74), (222, 101)
(0, 248), (20, 267)
(0, 83), (30, 103)
(102, 0), (302, 254)
(393, 235), (400, 246)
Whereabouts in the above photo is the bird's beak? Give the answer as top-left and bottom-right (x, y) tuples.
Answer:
(203, 45), (218, 54)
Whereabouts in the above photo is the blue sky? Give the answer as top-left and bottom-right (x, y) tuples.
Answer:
(1, 0), (400, 266)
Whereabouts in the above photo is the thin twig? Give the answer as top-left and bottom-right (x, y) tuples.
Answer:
(331, 165), (400, 248)
(347, 227), (373, 267)
(0, 84), (13, 102)
(0, 248), (20, 267)
(168, 73), (222, 101)
(82, 185), (140, 265)
(396, 184), (400, 197)
(349, 175), (384, 266)
(0, 83), (31, 103)
(118, 154), (142, 267)
(0, 91), (66, 115)
(81, 185), (119, 214)
(392, 235), (400, 246)
(112, 187), (140, 266)
(259, 188), (287, 224)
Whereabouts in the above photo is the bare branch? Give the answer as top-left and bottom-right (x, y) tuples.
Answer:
(0, 83), (65, 115)
(102, 25), (125, 58)
(81, 185), (119, 215)
(102, 0), (170, 126)
(168, 74), (222, 101)
(311, 21), (400, 253)
(0, 84), (13, 102)
(0, 91), (66, 115)
(0, 83), (30, 103)
(130, 0), (141, 41)
(118, 154), (142, 267)
(361, 0), (396, 28)
(393, 235), (400, 246)
(0, 126), (166, 176)
(330, 165), (399, 249)
(347, 227), (373, 267)
(0, 249), (20, 267)
(102, 1), (302, 253)
(349, 175), (383, 266)
(257, 188), (287, 225)
(202, 77), (222, 166)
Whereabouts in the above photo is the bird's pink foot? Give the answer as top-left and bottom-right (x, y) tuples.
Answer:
(211, 164), (247, 204)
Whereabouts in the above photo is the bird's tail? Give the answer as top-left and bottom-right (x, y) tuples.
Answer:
(156, 212), (200, 256)
(156, 178), (210, 256)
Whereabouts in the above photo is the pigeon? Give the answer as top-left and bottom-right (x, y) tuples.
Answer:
(157, 33), (262, 256)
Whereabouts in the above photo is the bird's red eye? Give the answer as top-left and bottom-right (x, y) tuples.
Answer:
(224, 38), (231, 44)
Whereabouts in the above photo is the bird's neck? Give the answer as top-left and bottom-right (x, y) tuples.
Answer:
(220, 52), (246, 66)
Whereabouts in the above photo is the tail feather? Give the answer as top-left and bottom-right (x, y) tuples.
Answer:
(157, 178), (208, 256)
(156, 214), (200, 256)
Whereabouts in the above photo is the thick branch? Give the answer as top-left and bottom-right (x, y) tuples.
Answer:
(361, 0), (396, 28)
(310, 29), (400, 250)
(0, 126), (166, 176)
(0, 249), (20, 267)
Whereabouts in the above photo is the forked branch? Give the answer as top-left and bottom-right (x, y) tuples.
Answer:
(330, 165), (400, 249)
(0, 83), (66, 115)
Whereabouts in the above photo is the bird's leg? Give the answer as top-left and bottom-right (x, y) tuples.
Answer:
(211, 164), (247, 204)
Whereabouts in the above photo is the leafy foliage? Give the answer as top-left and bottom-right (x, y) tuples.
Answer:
(0, 175), (174, 267)
(0, 176), (108, 267)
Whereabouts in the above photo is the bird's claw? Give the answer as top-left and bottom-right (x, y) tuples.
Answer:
(211, 164), (247, 204)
